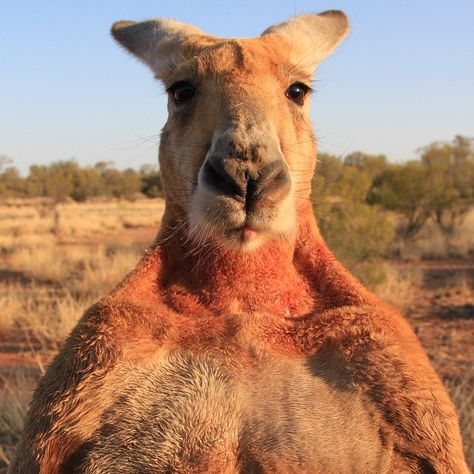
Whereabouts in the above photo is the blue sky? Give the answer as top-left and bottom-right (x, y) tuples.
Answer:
(1, 1), (473, 175)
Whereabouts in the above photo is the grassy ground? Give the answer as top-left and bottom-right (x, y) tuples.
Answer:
(0, 198), (472, 470)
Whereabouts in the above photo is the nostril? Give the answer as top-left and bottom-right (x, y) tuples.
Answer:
(266, 167), (291, 192)
(202, 159), (244, 198)
(247, 161), (290, 203)
(273, 169), (289, 186)
(256, 160), (285, 188)
(203, 160), (221, 184)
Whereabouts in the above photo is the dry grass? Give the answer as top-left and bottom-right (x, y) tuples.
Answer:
(379, 271), (473, 467)
(447, 372), (474, 469)
(396, 209), (474, 260)
(0, 198), (164, 249)
(1, 246), (146, 344)
(6, 245), (141, 297)
(374, 265), (422, 311)
(0, 197), (164, 341)
(0, 371), (39, 467)
(0, 199), (164, 466)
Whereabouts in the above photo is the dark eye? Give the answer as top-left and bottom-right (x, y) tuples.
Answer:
(168, 81), (196, 105)
(286, 82), (311, 105)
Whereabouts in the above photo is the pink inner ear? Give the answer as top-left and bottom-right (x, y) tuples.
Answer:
(261, 11), (349, 66)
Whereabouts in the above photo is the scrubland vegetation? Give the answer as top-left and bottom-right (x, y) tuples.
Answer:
(0, 158), (163, 201)
(0, 135), (472, 469)
(313, 135), (474, 285)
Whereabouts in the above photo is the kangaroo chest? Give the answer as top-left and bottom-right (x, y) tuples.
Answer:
(78, 350), (392, 473)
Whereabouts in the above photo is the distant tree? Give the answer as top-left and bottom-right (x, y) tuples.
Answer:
(0, 155), (14, 173)
(0, 157), (25, 198)
(333, 163), (372, 202)
(100, 167), (141, 198)
(321, 200), (394, 286)
(343, 152), (388, 180)
(0, 158), (160, 201)
(26, 164), (57, 199)
(71, 167), (103, 201)
(141, 171), (163, 198)
(94, 161), (115, 175)
(26, 161), (82, 202)
(316, 152), (343, 181)
(369, 161), (436, 240)
(420, 135), (474, 235)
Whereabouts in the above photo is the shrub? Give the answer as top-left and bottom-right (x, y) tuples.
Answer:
(313, 154), (394, 287)
(141, 171), (163, 198)
(368, 161), (435, 240)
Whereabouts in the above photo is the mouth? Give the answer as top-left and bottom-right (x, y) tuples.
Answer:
(224, 222), (266, 249)
(220, 223), (267, 251)
(239, 225), (260, 244)
(189, 185), (295, 251)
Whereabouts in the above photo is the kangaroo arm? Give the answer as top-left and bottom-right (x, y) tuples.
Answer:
(349, 313), (468, 473)
(9, 303), (121, 474)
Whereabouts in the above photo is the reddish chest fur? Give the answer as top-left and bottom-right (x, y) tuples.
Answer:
(108, 211), (376, 361)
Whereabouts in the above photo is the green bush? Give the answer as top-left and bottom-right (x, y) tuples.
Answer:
(141, 171), (163, 198)
(368, 161), (435, 240)
(313, 154), (394, 288)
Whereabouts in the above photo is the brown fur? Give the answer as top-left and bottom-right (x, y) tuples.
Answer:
(10, 11), (468, 474)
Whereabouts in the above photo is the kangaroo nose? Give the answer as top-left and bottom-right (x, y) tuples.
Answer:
(202, 154), (290, 205)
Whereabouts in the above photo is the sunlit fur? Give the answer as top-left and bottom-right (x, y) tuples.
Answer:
(9, 11), (468, 474)
(160, 39), (310, 251)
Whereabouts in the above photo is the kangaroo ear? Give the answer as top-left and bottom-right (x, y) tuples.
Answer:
(262, 10), (349, 71)
(111, 19), (207, 79)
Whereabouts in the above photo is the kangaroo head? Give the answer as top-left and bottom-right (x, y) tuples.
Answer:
(112, 11), (349, 251)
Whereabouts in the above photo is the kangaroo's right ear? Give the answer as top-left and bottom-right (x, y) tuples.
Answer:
(111, 19), (209, 80)
(262, 11), (349, 73)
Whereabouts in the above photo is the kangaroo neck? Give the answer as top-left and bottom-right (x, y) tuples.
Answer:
(152, 200), (371, 317)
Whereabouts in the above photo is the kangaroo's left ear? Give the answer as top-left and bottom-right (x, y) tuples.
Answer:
(111, 19), (213, 80)
(261, 10), (349, 72)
